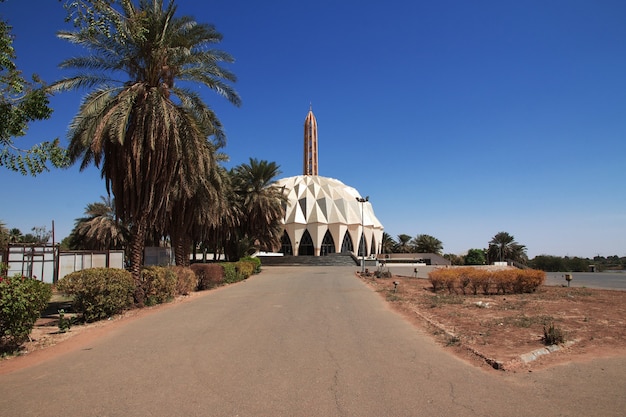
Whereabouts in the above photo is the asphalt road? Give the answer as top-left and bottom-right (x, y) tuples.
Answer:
(1, 266), (625, 416)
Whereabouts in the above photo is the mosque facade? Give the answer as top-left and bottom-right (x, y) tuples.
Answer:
(274, 108), (384, 257)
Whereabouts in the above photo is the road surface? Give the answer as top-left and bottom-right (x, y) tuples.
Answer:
(1, 266), (624, 416)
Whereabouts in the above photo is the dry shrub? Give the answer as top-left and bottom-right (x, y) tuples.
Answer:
(493, 269), (516, 294)
(190, 263), (225, 290)
(429, 267), (545, 295)
(467, 268), (490, 295)
(428, 268), (458, 294)
(513, 269), (546, 293)
(457, 267), (474, 294)
(428, 268), (446, 292)
(168, 266), (198, 295)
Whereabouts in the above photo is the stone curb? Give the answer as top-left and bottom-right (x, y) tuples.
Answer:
(409, 307), (577, 371)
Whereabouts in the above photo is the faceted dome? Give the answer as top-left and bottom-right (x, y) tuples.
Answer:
(275, 175), (384, 256)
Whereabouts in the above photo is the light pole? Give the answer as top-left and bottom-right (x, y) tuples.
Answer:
(356, 196), (369, 273)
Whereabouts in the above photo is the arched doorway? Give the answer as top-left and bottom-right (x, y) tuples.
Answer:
(298, 230), (314, 256)
(280, 231), (293, 255)
(320, 230), (335, 256)
(340, 231), (353, 253)
(358, 233), (367, 257)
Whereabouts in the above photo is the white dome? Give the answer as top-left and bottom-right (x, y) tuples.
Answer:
(275, 175), (384, 256)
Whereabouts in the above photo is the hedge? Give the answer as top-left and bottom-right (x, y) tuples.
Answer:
(56, 268), (134, 322)
(139, 266), (177, 306)
(0, 275), (52, 352)
(190, 263), (225, 290)
(168, 266), (198, 296)
(428, 267), (545, 295)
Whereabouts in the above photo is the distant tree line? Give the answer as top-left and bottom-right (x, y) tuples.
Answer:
(529, 255), (626, 272)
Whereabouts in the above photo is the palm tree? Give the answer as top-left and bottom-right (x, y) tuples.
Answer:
(167, 148), (227, 266)
(411, 234), (443, 254)
(223, 158), (286, 260)
(52, 0), (240, 295)
(487, 231), (527, 264)
(380, 232), (396, 255)
(8, 228), (22, 243)
(395, 234), (413, 253)
(69, 195), (128, 251)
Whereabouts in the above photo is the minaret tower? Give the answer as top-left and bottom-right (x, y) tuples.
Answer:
(303, 105), (318, 176)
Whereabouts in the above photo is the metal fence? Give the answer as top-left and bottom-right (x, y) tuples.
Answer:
(3, 244), (124, 284)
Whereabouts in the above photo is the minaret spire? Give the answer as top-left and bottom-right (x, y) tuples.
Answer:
(303, 105), (318, 176)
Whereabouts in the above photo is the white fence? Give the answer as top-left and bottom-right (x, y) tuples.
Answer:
(4, 244), (124, 284)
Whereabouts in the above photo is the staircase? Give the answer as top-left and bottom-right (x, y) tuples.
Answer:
(258, 253), (359, 267)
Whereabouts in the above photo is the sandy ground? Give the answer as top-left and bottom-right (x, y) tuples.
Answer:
(360, 274), (626, 371)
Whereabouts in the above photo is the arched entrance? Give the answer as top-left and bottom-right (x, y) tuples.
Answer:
(358, 233), (367, 257)
(298, 230), (314, 256)
(320, 230), (335, 256)
(280, 231), (293, 255)
(340, 231), (353, 253)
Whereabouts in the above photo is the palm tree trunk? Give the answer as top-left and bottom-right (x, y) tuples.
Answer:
(172, 232), (191, 267)
(129, 219), (148, 306)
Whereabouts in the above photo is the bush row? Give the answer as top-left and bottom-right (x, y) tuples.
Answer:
(0, 274), (52, 352)
(428, 267), (545, 295)
(58, 259), (261, 322)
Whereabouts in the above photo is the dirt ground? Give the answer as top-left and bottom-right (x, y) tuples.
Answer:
(3, 271), (626, 374)
(360, 273), (626, 371)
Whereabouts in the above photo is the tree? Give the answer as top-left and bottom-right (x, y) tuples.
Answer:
(395, 234), (413, 253)
(380, 232), (396, 255)
(0, 16), (68, 175)
(412, 234), (443, 254)
(53, 0), (240, 297)
(0, 220), (7, 248)
(487, 231), (527, 264)
(233, 159), (285, 251)
(220, 158), (286, 260)
(444, 253), (464, 266)
(68, 195), (128, 250)
(21, 226), (51, 244)
(464, 248), (486, 265)
(8, 228), (22, 243)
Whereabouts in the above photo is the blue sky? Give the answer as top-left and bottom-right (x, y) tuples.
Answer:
(1, 0), (625, 258)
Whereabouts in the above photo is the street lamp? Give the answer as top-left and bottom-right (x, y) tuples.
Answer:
(356, 196), (369, 273)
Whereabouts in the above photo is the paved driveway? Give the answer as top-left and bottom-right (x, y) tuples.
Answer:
(1, 266), (624, 416)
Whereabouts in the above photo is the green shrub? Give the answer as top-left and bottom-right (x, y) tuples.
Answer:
(190, 263), (225, 290)
(0, 275), (52, 352)
(240, 256), (261, 274)
(222, 262), (243, 284)
(57, 268), (134, 322)
(139, 266), (177, 306)
(236, 260), (255, 279)
(168, 266), (198, 295)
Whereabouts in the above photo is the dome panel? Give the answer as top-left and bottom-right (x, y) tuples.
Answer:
(275, 175), (383, 229)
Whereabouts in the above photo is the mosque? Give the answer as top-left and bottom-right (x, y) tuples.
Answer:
(274, 108), (384, 258)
